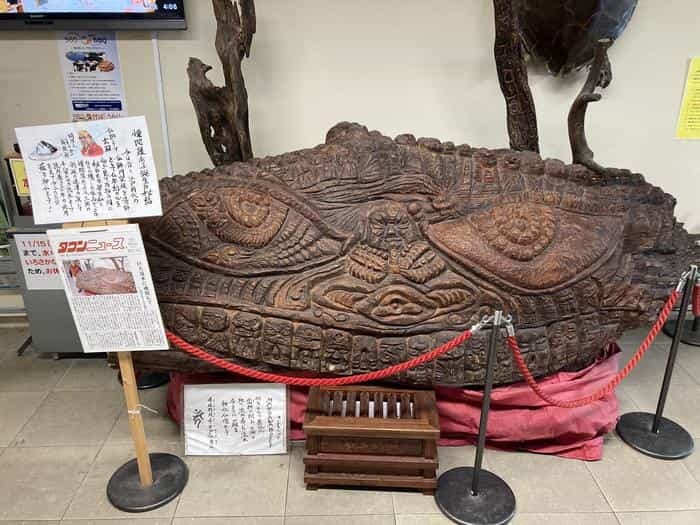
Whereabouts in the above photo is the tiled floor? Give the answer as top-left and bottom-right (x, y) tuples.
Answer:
(0, 325), (699, 525)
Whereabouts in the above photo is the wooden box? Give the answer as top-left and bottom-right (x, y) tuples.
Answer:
(303, 386), (440, 494)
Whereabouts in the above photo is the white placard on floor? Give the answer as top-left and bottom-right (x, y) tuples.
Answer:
(184, 384), (288, 456)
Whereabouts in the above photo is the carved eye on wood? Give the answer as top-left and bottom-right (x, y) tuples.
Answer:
(152, 185), (343, 276)
(225, 188), (272, 228)
(218, 188), (288, 248)
(322, 284), (438, 326)
(187, 187), (288, 249)
(470, 203), (556, 261)
(427, 202), (625, 292)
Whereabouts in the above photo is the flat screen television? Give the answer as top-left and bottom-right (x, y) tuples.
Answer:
(0, 1), (186, 30)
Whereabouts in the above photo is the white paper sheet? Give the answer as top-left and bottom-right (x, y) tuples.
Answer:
(47, 224), (168, 353)
(184, 384), (288, 456)
(15, 116), (162, 225)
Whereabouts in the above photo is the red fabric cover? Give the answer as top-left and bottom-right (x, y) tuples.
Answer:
(693, 283), (700, 317)
(167, 351), (620, 461)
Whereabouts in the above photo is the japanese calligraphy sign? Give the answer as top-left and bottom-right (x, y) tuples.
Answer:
(15, 116), (162, 225)
(184, 384), (288, 456)
(47, 224), (167, 353)
(15, 233), (63, 290)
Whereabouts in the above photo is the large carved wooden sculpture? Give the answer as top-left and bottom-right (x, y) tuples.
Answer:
(134, 122), (700, 386)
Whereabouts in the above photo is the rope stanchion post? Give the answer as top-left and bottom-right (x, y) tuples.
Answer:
(434, 311), (516, 525)
(662, 274), (700, 347)
(616, 265), (698, 460)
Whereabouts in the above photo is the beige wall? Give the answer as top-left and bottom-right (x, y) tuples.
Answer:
(1, 0), (699, 232)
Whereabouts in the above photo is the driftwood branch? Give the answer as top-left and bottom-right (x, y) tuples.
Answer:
(493, 0), (539, 153)
(188, 0), (256, 166)
(568, 39), (613, 174)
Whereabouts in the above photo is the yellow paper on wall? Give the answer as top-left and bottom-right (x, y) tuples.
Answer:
(9, 158), (30, 197)
(676, 57), (700, 139)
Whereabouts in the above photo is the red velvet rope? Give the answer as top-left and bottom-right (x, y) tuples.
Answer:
(166, 290), (680, 398)
(505, 290), (681, 409)
(166, 327), (475, 386)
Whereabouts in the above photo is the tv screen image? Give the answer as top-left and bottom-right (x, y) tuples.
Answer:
(0, 0), (185, 29)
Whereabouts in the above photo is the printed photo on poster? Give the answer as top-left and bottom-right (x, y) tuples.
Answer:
(47, 224), (168, 353)
(15, 116), (162, 225)
(184, 384), (289, 456)
(62, 256), (136, 297)
(58, 30), (127, 121)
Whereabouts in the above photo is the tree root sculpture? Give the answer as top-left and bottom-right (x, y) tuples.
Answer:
(568, 39), (613, 174)
(493, 0), (540, 153)
(188, 0), (256, 166)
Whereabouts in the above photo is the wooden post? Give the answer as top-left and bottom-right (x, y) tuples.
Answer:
(63, 219), (154, 488)
(117, 351), (153, 487)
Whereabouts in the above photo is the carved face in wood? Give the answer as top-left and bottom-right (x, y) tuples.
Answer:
(140, 122), (699, 387)
(363, 202), (417, 250)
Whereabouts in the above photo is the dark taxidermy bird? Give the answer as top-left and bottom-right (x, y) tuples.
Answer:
(516, 0), (639, 81)
(493, 0), (639, 171)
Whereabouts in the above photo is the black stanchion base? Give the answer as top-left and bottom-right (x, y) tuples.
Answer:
(107, 453), (188, 513)
(117, 372), (171, 390)
(434, 467), (516, 525)
(136, 372), (171, 390)
(662, 319), (700, 347)
(616, 412), (694, 460)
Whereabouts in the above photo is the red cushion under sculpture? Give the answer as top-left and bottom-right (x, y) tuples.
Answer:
(167, 346), (621, 461)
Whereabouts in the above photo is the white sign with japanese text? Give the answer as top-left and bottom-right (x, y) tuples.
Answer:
(15, 116), (162, 225)
(47, 224), (167, 353)
(15, 233), (63, 290)
(184, 384), (288, 456)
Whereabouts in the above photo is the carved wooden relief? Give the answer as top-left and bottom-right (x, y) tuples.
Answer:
(134, 122), (700, 387)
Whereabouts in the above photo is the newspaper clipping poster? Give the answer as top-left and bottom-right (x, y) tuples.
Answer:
(15, 116), (162, 225)
(47, 224), (167, 353)
(58, 30), (128, 121)
(184, 384), (288, 456)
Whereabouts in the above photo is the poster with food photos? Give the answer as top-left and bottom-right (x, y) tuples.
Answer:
(58, 30), (127, 122)
(15, 116), (162, 225)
